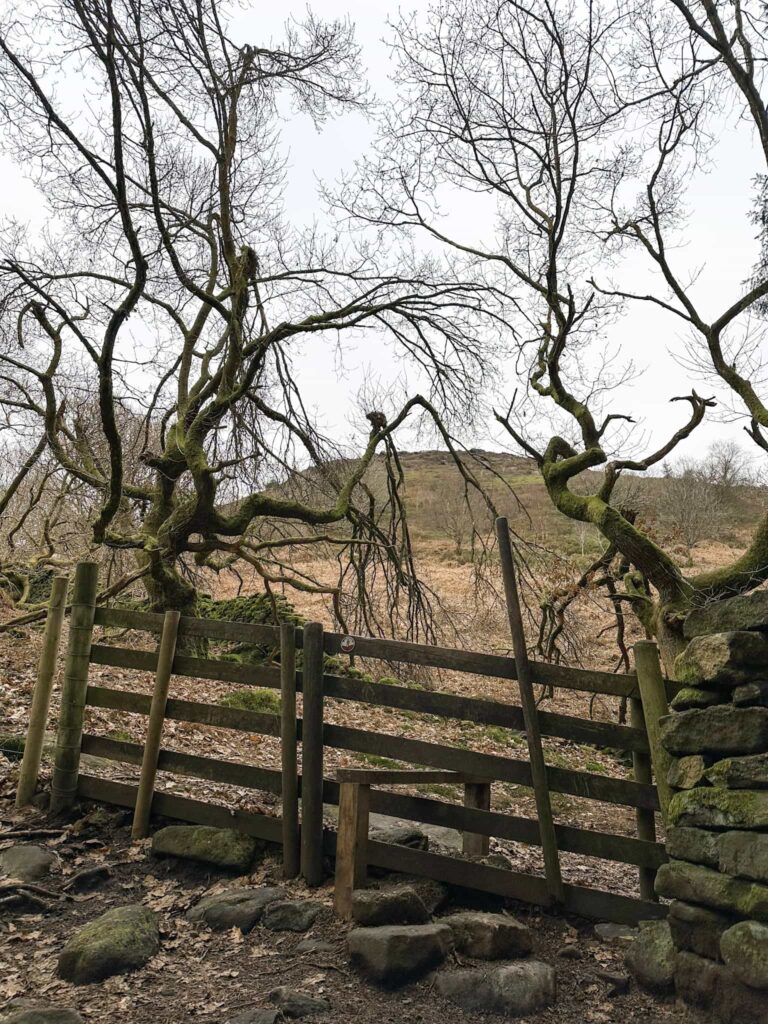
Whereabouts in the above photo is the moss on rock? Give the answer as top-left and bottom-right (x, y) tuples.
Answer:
(151, 825), (263, 872)
(655, 860), (768, 921)
(669, 788), (768, 830)
(660, 706), (768, 757)
(57, 904), (159, 984)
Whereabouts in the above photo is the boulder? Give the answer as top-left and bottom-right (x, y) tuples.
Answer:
(0, 845), (57, 882)
(706, 753), (768, 790)
(718, 831), (768, 883)
(674, 950), (768, 1024)
(369, 825), (429, 851)
(152, 825), (262, 873)
(268, 988), (329, 1018)
(386, 876), (449, 915)
(57, 904), (159, 984)
(684, 590), (768, 639)
(262, 900), (323, 932)
(435, 962), (556, 1016)
(666, 826), (719, 867)
(444, 911), (532, 960)
(593, 922), (637, 943)
(660, 706), (768, 756)
(227, 1011), (279, 1024)
(187, 887), (282, 931)
(670, 687), (727, 711)
(624, 920), (675, 994)
(350, 887), (429, 927)
(667, 756), (708, 790)
(655, 860), (768, 921)
(668, 900), (734, 961)
(0, 1003), (83, 1024)
(721, 920), (768, 990)
(733, 682), (768, 708)
(669, 787), (768, 830)
(347, 923), (452, 985)
(674, 631), (768, 687)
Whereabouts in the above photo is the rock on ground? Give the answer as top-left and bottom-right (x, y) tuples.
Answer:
(593, 922), (637, 943)
(350, 887), (429, 927)
(262, 900), (323, 932)
(187, 887), (283, 932)
(347, 923), (453, 985)
(57, 904), (159, 984)
(152, 825), (262, 873)
(720, 920), (768, 990)
(435, 961), (556, 1016)
(444, 911), (532, 960)
(624, 920), (676, 994)
(268, 987), (330, 1018)
(369, 825), (429, 850)
(0, 845), (57, 882)
(227, 1011), (279, 1024)
(0, 1003), (83, 1024)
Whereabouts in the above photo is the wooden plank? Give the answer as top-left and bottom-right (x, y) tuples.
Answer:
(76, 774), (282, 843)
(320, 673), (648, 751)
(89, 644), (281, 689)
(323, 723), (660, 810)
(333, 782), (369, 919)
(94, 606), (280, 646)
(80, 735), (283, 795)
(132, 610), (180, 839)
(496, 515), (562, 903)
(300, 622), (325, 887)
(463, 782), (491, 857)
(280, 622), (299, 880)
(336, 768), (489, 785)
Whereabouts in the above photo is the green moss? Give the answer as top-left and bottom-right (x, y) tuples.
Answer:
(218, 688), (281, 715)
(109, 728), (133, 743)
(484, 726), (524, 747)
(669, 787), (768, 829)
(584, 760), (607, 775)
(0, 733), (25, 760)
(357, 753), (404, 770)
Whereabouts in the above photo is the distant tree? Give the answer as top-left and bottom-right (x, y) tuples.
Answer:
(660, 460), (724, 553)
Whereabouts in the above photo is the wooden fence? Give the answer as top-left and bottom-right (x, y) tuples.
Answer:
(25, 561), (679, 926)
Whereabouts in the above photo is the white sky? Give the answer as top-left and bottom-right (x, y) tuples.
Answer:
(2, 0), (765, 465)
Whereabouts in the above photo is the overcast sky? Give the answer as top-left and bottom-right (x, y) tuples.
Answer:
(2, 0), (764, 465)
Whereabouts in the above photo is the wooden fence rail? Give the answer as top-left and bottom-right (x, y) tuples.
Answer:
(30, 576), (675, 927)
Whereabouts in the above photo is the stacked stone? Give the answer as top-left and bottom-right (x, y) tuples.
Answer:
(655, 589), (768, 1023)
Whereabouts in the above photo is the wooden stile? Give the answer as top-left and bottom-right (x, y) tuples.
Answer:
(300, 622), (325, 886)
(634, 640), (673, 822)
(496, 517), (564, 905)
(50, 562), (99, 815)
(16, 575), (69, 808)
(280, 622), (300, 879)
(131, 610), (181, 839)
(630, 696), (658, 901)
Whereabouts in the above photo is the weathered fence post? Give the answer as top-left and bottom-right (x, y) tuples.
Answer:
(16, 575), (69, 808)
(462, 781), (491, 857)
(280, 622), (300, 879)
(629, 696), (658, 900)
(131, 610), (181, 839)
(496, 517), (564, 904)
(333, 779), (370, 919)
(50, 562), (98, 815)
(301, 621), (325, 886)
(634, 640), (673, 822)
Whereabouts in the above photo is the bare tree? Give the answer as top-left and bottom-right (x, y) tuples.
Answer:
(0, 0), (498, 634)
(660, 459), (724, 553)
(342, 0), (768, 669)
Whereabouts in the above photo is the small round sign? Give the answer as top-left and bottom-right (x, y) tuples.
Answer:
(340, 636), (355, 654)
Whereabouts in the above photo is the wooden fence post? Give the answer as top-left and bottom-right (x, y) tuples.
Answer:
(301, 621), (325, 887)
(281, 622), (300, 879)
(462, 782), (491, 857)
(496, 517), (564, 904)
(16, 575), (69, 808)
(630, 695), (658, 900)
(50, 562), (99, 815)
(333, 780), (370, 918)
(634, 640), (673, 823)
(131, 610), (181, 839)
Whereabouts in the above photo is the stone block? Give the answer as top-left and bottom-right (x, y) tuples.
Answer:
(660, 706), (768, 756)
(655, 860), (768, 921)
(674, 631), (768, 687)
(667, 756), (708, 789)
(669, 788), (768, 830)
(718, 831), (768, 884)
(706, 753), (768, 789)
(666, 827), (719, 867)
(668, 900), (734, 960)
(684, 591), (768, 639)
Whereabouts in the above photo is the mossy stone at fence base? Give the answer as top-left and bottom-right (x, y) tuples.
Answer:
(0, 844), (57, 882)
(444, 911), (533, 960)
(350, 886), (430, 927)
(655, 860), (768, 921)
(0, 1002), (84, 1024)
(706, 753), (768, 790)
(624, 920), (675, 994)
(347, 923), (453, 985)
(57, 904), (159, 984)
(669, 787), (768, 830)
(665, 826), (719, 868)
(718, 831), (768, 884)
(684, 590), (768, 640)
(667, 755), (708, 790)
(733, 681), (768, 708)
(670, 687), (728, 711)
(435, 961), (556, 1016)
(187, 887), (282, 931)
(674, 951), (768, 1024)
(268, 986), (330, 1018)
(262, 900), (323, 933)
(674, 631), (768, 687)
(660, 706), (768, 756)
(720, 920), (768, 990)
(227, 1010), (279, 1024)
(668, 900), (734, 961)
(152, 825), (263, 873)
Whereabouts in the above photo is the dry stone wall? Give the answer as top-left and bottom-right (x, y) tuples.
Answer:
(655, 590), (768, 1022)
